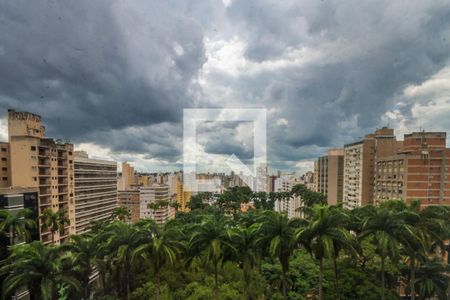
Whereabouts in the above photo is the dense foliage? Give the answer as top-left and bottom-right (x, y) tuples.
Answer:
(0, 185), (449, 300)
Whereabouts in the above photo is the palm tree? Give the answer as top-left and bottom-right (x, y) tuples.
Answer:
(0, 208), (35, 247)
(132, 219), (183, 300)
(295, 205), (357, 300)
(39, 208), (69, 244)
(189, 215), (237, 293)
(111, 206), (131, 222)
(255, 210), (303, 298)
(359, 205), (412, 300)
(230, 223), (261, 299)
(392, 200), (448, 300)
(101, 221), (144, 300)
(0, 241), (80, 300)
(61, 234), (98, 299)
(414, 257), (450, 300)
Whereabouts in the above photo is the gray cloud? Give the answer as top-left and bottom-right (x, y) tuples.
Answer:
(1, 1), (450, 172)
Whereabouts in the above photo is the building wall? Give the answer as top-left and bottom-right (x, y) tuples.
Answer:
(74, 155), (118, 234)
(374, 132), (450, 207)
(121, 162), (135, 190)
(7, 110), (74, 245)
(118, 190), (140, 223)
(0, 187), (39, 246)
(140, 184), (174, 224)
(343, 142), (364, 209)
(8, 109), (45, 140)
(274, 174), (303, 219)
(327, 148), (344, 205)
(314, 156), (328, 196)
(0, 142), (10, 187)
(343, 127), (398, 209)
(374, 155), (406, 205)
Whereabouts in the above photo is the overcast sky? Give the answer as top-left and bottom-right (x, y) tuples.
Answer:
(1, 1), (450, 174)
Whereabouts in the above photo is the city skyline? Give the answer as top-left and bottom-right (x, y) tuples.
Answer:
(1, 1), (450, 174)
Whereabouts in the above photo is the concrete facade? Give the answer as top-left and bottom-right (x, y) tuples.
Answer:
(0, 142), (10, 187)
(343, 127), (399, 209)
(6, 109), (75, 245)
(74, 152), (118, 234)
(140, 184), (174, 224)
(327, 148), (344, 205)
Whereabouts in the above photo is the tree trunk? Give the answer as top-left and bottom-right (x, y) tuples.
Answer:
(126, 266), (131, 300)
(410, 256), (415, 300)
(381, 255), (386, 300)
(319, 258), (324, 300)
(10, 228), (15, 247)
(101, 273), (107, 295)
(155, 272), (161, 300)
(333, 253), (340, 300)
(282, 270), (287, 299)
(214, 262), (219, 296)
(84, 276), (90, 300)
(51, 230), (55, 245)
(243, 262), (251, 300)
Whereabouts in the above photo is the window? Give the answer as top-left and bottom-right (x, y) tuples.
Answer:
(1, 148), (6, 152)
(2, 177), (7, 181)
(31, 146), (36, 151)
(1, 158), (6, 161)
(2, 167), (6, 171)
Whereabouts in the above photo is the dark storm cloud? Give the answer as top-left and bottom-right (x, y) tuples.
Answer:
(0, 0), (205, 152)
(221, 0), (450, 167)
(197, 121), (254, 160)
(1, 0), (450, 171)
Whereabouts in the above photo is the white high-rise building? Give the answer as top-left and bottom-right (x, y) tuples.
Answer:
(274, 174), (303, 219)
(139, 184), (175, 224)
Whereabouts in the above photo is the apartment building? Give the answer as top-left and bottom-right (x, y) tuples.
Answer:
(6, 109), (75, 244)
(343, 127), (399, 209)
(274, 174), (303, 219)
(118, 190), (140, 223)
(118, 162), (135, 190)
(314, 155), (328, 195)
(0, 187), (39, 245)
(0, 142), (10, 187)
(327, 149), (344, 205)
(73, 151), (118, 234)
(0, 187), (39, 299)
(374, 132), (450, 207)
(140, 184), (174, 224)
(167, 173), (192, 212)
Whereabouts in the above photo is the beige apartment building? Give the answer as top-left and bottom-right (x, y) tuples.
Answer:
(118, 190), (140, 223)
(6, 109), (75, 244)
(343, 127), (400, 209)
(118, 162), (135, 190)
(314, 149), (344, 205)
(327, 149), (344, 205)
(73, 151), (118, 234)
(169, 174), (191, 212)
(374, 132), (450, 207)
